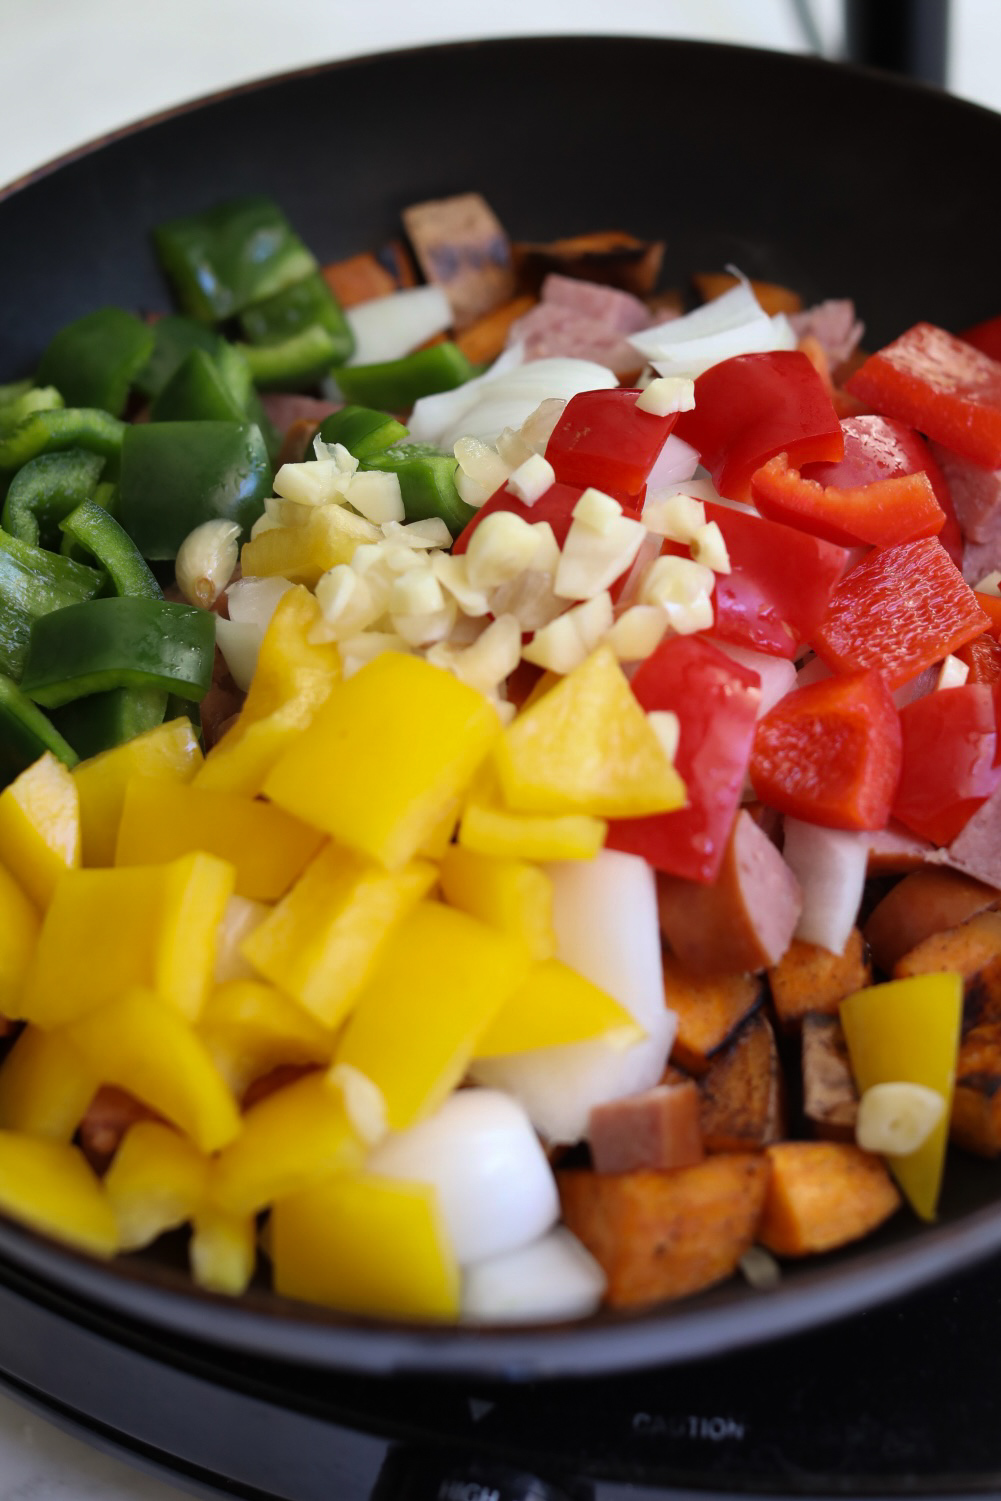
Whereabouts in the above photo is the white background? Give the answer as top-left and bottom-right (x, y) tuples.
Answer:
(0, 1), (999, 1497)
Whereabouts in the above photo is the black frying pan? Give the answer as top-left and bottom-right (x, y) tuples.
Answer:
(2, 36), (1001, 1381)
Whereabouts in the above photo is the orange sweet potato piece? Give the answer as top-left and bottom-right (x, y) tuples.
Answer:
(758, 1142), (901, 1257)
(801, 1013), (859, 1142)
(455, 295), (537, 365)
(513, 231), (665, 298)
(698, 1011), (785, 1152)
(663, 955), (763, 1075)
(558, 1154), (768, 1307)
(767, 929), (871, 1033)
(320, 252), (397, 308)
(693, 271), (803, 317)
(950, 1022), (1001, 1157)
(892, 910), (1001, 1032)
(864, 869), (1001, 976)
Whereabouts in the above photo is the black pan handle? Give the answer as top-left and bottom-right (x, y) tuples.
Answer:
(844, 0), (950, 86)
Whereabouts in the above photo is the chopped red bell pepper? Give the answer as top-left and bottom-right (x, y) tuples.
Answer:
(606, 635), (761, 883)
(799, 414), (963, 565)
(959, 314), (1001, 364)
(845, 323), (1001, 471)
(811, 537), (989, 690)
(892, 684), (1001, 846)
(956, 631), (1001, 685)
(672, 350), (843, 502)
(973, 592), (1001, 640)
(452, 480), (586, 555)
(749, 669), (901, 831)
(750, 451), (944, 550)
(544, 387), (679, 498)
(698, 500), (849, 659)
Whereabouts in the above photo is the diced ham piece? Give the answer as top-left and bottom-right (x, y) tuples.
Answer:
(542, 275), (652, 334)
(589, 1081), (704, 1174)
(942, 780), (1001, 891)
(506, 273), (653, 379)
(865, 821), (937, 875)
(961, 532), (1001, 585)
(657, 810), (803, 974)
(928, 442), (1001, 545)
(790, 300), (865, 369)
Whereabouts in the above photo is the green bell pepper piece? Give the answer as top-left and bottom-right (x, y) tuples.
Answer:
(360, 442), (476, 538)
(136, 315), (222, 399)
(238, 271), (354, 382)
(118, 421), (272, 560)
(333, 342), (474, 412)
(2, 449), (105, 549)
(60, 500), (161, 600)
(35, 308), (154, 418)
(0, 408), (125, 474)
(0, 673), (78, 787)
(0, 529), (105, 680)
(315, 405), (408, 460)
(236, 325), (342, 391)
(51, 686), (168, 761)
(154, 196), (317, 323)
(21, 596), (216, 708)
(149, 345), (279, 458)
(0, 385), (64, 435)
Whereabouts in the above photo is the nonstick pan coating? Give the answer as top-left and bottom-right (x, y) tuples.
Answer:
(2, 36), (1001, 1379)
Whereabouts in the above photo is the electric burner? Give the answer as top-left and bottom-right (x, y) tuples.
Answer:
(2, 1248), (999, 1501)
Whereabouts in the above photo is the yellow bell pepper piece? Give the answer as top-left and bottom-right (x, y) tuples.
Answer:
(0, 752), (80, 909)
(103, 1120), (208, 1249)
(114, 777), (325, 902)
(194, 587), (340, 797)
(439, 844), (555, 960)
(473, 958), (644, 1058)
(240, 846), (435, 1029)
(0, 1131), (118, 1256)
(190, 1203), (256, 1296)
(197, 978), (336, 1096)
(334, 900), (531, 1130)
(0, 1025), (99, 1141)
(264, 652), (500, 870)
(241, 505), (378, 587)
(840, 972), (962, 1222)
(210, 1070), (366, 1214)
(458, 773), (607, 862)
(20, 853), (235, 1028)
(271, 1174), (459, 1320)
(73, 717), (203, 868)
(494, 644), (687, 817)
(0, 861), (40, 1015)
(66, 988), (241, 1153)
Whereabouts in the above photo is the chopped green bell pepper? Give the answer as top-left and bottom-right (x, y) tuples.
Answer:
(0, 385), (64, 435)
(360, 442), (476, 538)
(0, 529), (104, 680)
(0, 673), (78, 787)
(60, 500), (161, 600)
(0, 408), (125, 474)
(237, 326), (341, 391)
(118, 421), (272, 559)
(154, 196), (318, 323)
(36, 308), (154, 418)
(136, 315), (223, 400)
(21, 597), (217, 708)
(315, 405), (408, 460)
(333, 341), (474, 412)
(149, 345), (279, 458)
(237, 271), (354, 384)
(52, 686), (168, 761)
(2, 450), (106, 549)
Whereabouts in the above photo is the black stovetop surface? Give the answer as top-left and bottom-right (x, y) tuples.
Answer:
(1, 1246), (999, 1501)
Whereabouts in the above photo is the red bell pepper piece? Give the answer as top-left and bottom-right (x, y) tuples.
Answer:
(749, 669), (901, 831)
(974, 592), (1001, 640)
(959, 314), (1001, 364)
(799, 414), (963, 565)
(672, 350), (843, 502)
(845, 323), (1001, 471)
(606, 636), (761, 883)
(811, 537), (989, 690)
(698, 500), (849, 659)
(892, 684), (1001, 846)
(452, 480), (586, 555)
(544, 387), (679, 498)
(956, 632), (1001, 686)
(750, 451), (944, 550)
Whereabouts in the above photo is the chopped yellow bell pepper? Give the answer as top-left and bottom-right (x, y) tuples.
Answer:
(66, 988), (241, 1153)
(840, 972), (962, 1222)
(439, 844), (555, 960)
(240, 846), (435, 1029)
(103, 1120), (208, 1249)
(241, 505), (378, 587)
(271, 1173), (459, 1320)
(334, 899), (531, 1130)
(210, 1069), (366, 1214)
(197, 978), (336, 1096)
(114, 777), (325, 902)
(190, 1203), (256, 1296)
(0, 861), (40, 1015)
(473, 958), (644, 1058)
(458, 762), (607, 861)
(0, 1025), (99, 1142)
(494, 644), (687, 817)
(0, 752), (80, 909)
(263, 652), (500, 870)
(0, 1131), (118, 1256)
(20, 853), (235, 1028)
(73, 717), (203, 868)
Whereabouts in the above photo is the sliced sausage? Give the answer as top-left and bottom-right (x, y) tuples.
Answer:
(402, 192), (515, 329)
(588, 1081), (703, 1174)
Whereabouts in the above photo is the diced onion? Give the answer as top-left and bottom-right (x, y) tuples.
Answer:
(225, 575), (294, 630)
(214, 617), (264, 693)
(344, 284), (452, 367)
(782, 817), (869, 955)
(461, 1228), (606, 1323)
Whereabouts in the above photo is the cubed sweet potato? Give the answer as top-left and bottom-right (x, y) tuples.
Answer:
(664, 955), (763, 1075)
(320, 252), (397, 308)
(892, 910), (1001, 1032)
(864, 869), (1001, 976)
(512, 231), (665, 298)
(758, 1142), (901, 1257)
(455, 295), (537, 366)
(698, 1011), (785, 1152)
(767, 929), (871, 1032)
(558, 1154), (768, 1307)
(801, 1013), (859, 1142)
(951, 1022), (1001, 1157)
(692, 272), (803, 317)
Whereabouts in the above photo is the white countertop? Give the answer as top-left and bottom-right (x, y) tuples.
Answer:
(2, 1), (1000, 1496)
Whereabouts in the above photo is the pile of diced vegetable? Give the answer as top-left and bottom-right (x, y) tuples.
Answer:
(3, 188), (1001, 1324)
